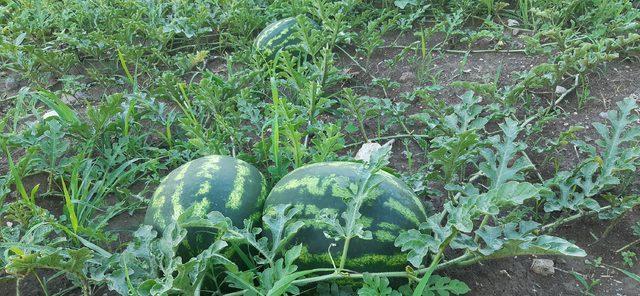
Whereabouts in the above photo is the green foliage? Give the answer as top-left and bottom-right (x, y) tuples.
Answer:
(419, 275), (470, 296)
(427, 92), (487, 186)
(571, 271), (600, 296)
(1, 0), (639, 295)
(358, 275), (400, 296)
(622, 251), (637, 267)
(479, 119), (533, 189)
(543, 98), (640, 214)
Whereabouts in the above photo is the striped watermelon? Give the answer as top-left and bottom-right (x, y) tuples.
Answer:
(254, 16), (310, 58)
(263, 162), (429, 272)
(144, 155), (266, 257)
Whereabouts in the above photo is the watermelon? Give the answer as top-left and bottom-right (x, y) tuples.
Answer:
(254, 16), (311, 58)
(144, 155), (266, 257)
(262, 162), (429, 272)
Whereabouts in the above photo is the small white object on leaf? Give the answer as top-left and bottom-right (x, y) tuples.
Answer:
(355, 140), (394, 162)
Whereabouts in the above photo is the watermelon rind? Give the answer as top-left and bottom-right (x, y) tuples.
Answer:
(263, 161), (429, 272)
(144, 155), (266, 257)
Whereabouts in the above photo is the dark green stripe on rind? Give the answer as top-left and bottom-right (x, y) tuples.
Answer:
(145, 155), (266, 258)
(263, 162), (430, 272)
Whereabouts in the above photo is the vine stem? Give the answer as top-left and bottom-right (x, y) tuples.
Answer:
(338, 237), (351, 270)
(380, 41), (557, 54)
(412, 230), (459, 295)
(289, 251), (477, 288)
(338, 160), (378, 270)
(539, 205), (612, 233)
(616, 238), (640, 253)
(221, 253), (482, 295)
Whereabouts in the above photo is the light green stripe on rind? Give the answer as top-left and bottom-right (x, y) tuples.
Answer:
(297, 245), (408, 269)
(150, 176), (169, 227)
(196, 156), (221, 179)
(380, 171), (428, 220)
(173, 161), (191, 182)
(249, 211), (263, 223)
(170, 160), (194, 222)
(196, 182), (211, 196)
(192, 198), (210, 217)
(263, 27), (292, 49)
(255, 18), (292, 46)
(374, 230), (396, 243)
(171, 182), (185, 222)
(269, 175), (330, 196)
(257, 176), (267, 205)
(226, 163), (249, 209)
(383, 198), (420, 226)
(150, 176), (167, 209)
(377, 222), (401, 231)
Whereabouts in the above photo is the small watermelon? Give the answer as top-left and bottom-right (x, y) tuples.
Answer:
(263, 162), (429, 272)
(145, 155), (266, 257)
(254, 16), (312, 58)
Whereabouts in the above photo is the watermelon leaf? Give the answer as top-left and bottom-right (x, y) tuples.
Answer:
(225, 270), (263, 295)
(263, 204), (304, 259)
(357, 274), (401, 296)
(484, 181), (543, 207)
(93, 220), (236, 296)
(395, 212), (452, 267)
(543, 97), (640, 215)
(317, 282), (355, 296)
(393, 0), (417, 9)
(168, 240), (233, 295)
(476, 221), (587, 258)
(421, 275), (471, 296)
(265, 245), (316, 296)
(479, 118), (533, 189)
(596, 98), (640, 178)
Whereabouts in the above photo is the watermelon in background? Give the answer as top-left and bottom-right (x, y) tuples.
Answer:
(144, 155), (266, 257)
(254, 16), (314, 58)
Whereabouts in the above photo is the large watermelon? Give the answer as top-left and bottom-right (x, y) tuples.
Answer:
(145, 155), (266, 257)
(254, 16), (311, 58)
(263, 162), (429, 272)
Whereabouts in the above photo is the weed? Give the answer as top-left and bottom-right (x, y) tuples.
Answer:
(571, 271), (601, 296)
(622, 251), (637, 267)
